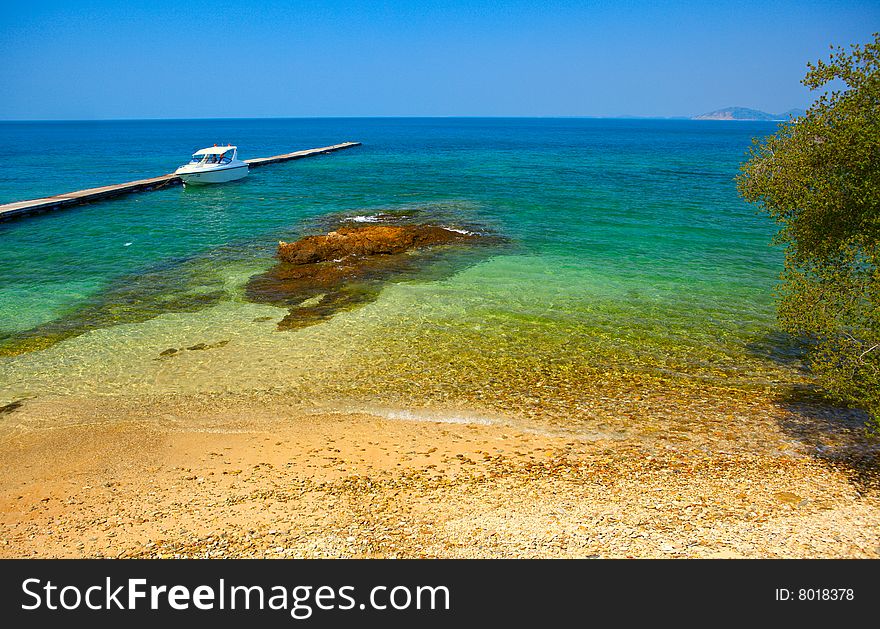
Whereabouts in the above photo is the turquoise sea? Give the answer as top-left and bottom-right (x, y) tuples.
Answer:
(0, 118), (802, 422)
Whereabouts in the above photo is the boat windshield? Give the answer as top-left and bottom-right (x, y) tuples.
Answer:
(188, 149), (234, 165)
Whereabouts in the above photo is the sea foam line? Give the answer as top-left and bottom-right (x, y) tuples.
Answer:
(376, 409), (495, 426)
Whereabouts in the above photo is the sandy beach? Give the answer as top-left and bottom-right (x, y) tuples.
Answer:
(2, 390), (877, 559)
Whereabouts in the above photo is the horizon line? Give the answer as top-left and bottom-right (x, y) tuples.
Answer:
(0, 114), (785, 123)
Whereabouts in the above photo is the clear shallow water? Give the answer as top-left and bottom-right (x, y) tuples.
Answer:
(0, 118), (801, 415)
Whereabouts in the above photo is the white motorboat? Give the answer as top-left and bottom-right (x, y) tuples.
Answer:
(175, 145), (248, 184)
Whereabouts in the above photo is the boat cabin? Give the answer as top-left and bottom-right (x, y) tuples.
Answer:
(189, 145), (238, 165)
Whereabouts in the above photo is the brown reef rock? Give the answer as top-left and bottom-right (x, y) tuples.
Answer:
(246, 223), (491, 330)
(277, 225), (478, 264)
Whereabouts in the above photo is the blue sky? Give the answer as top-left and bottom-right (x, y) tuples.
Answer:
(0, 0), (876, 119)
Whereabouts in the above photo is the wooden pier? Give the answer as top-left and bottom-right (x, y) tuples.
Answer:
(0, 141), (361, 223)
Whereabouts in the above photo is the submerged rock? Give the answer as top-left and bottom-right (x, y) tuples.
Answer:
(246, 223), (495, 330)
(155, 340), (230, 359)
(0, 400), (23, 415)
(0, 262), (229, 358)
(190, 340), (229, 351)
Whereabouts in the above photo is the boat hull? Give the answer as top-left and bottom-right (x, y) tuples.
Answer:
(177, 164), (249, 185)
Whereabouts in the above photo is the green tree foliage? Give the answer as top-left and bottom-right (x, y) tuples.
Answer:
(738, 34), (879, 426)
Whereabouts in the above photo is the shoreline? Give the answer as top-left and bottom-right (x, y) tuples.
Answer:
(1, 391), (877, 559)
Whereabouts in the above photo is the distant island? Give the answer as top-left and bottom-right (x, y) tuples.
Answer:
(692, 106), (806, 121)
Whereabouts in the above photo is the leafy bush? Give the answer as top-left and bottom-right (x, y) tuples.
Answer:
(738, 34), (879, 426)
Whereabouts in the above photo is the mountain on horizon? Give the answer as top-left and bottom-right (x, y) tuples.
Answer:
(692, 106), (806, 121)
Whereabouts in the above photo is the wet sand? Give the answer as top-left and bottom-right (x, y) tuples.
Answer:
(1, 393), (878, 558)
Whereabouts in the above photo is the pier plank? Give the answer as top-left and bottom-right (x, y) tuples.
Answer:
(0, 142), (361, 222)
